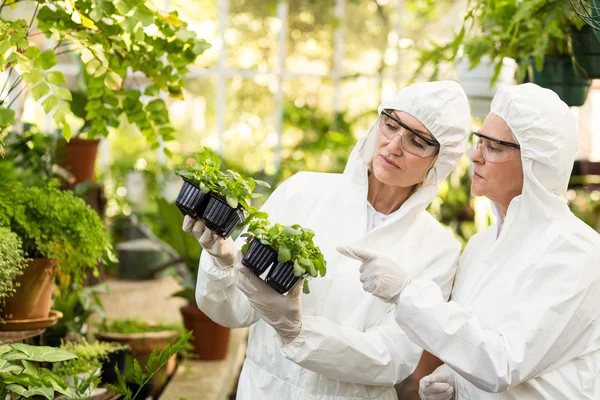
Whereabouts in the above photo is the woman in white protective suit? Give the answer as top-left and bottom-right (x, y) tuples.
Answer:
(181, 81), (471, 399)
(339, 83), (600, 399)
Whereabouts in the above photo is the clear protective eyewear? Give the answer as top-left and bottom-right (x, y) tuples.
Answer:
(471, 131), (521, 163)
(379, 109), (440, 158)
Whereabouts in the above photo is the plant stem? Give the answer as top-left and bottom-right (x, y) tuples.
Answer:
(6, 85), (26, 109)
(3, 77), (24, 101)
(28, 1), (39, 30)
(0, 68), (14, 100)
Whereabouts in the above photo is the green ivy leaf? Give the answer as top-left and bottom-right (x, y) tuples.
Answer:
(25, 46), (41, 58)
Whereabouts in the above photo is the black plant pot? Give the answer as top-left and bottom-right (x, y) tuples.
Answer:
(266, 262), (302, 294)
(202, 193), (245, 238)
(242, 239), (277, 276)
(175, 178), (209, 219)
(100, 349), (129, 385)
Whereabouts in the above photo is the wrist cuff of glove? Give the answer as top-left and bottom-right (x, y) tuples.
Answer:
(211, 255), (234, 269)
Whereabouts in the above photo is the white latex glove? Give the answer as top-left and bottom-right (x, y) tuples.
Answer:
(418, 365), (456, 400)
(235, 257), (303, 345)
(182, 215), (235, 268)
(336, 245), (410, 303)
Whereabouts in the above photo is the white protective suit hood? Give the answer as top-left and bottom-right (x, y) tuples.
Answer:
(344, 80), (471, 222)
(195, 81), (473, 400)
(490, 82), (577, 224)
(394, 83), (600, 399)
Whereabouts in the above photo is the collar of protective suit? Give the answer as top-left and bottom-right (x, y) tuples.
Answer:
(491, 83), (575, 233)
(342, 80), (470, 228)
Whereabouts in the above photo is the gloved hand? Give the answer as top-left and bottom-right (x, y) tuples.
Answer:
(235, 259), (303, 345)
(418, 365), (456, 400)
(182, 215), (235, 268)
(336, 245), (410, 303)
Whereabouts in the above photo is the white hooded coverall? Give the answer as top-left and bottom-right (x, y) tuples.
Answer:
(395, 83), (600, 399)
(195, 81), (471, 399)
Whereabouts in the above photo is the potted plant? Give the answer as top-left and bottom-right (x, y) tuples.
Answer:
(241, 217), (327, 294)
(0, 343), (76, 399)
(0, 180), (112, 322)
(0, 227), (28, 322)
(95, 318), (184, 396)
(176, 148), (270, 238)
(0, 1), (211, 182)
(413, 0), (593, 106)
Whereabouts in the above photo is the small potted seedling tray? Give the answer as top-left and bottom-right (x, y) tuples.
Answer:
(241, 238), (278, 276)
(265, 261), (303, 294)
(175, 147), (270, 239)
(241, 219), (327, 295)
(202, 193), (246, 237)
(175, 178), (209, 219)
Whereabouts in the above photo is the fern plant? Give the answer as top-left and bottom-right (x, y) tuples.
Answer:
(107, 331), (192, 400)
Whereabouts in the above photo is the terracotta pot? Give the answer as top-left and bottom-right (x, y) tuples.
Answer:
(1, 258), (57, 320)
(180, 305), (230, 360)
(58, 138), (100, 184)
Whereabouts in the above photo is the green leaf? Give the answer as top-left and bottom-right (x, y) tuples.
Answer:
(283, 226), (301, 236)
(278, 245), (291, 263)
(146, 99), (165, 112)
(255, 180), (271, 188)
(6, 343), (77, 362)
(293, 260), (305, 276)
(46, 71), (66, 85)
(21, 69), (44, 85)
(226, 196), (238, 209)
(35, 49), (57, 70)
(6, 384), (28, 397)
(133, 358), (145, 385)
(52, 102), (70, 124)
(32, 82), (50, 100)
(135, 9), (155, 27)
(55, 87), (72, 101)
(104, 71), (123, 90)
(144, 84), (160, 96)
(62, 120), (72, 142)
(303, 280), (310, 294)
(25, 46), (41, 58)
(41, 95), (59, 113)
(114, 0), (131, 14)
(0, 40), (11, 55)
(0, 107), (16, 127)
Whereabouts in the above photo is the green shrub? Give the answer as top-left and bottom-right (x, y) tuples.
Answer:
(0, 180), (113, 288)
